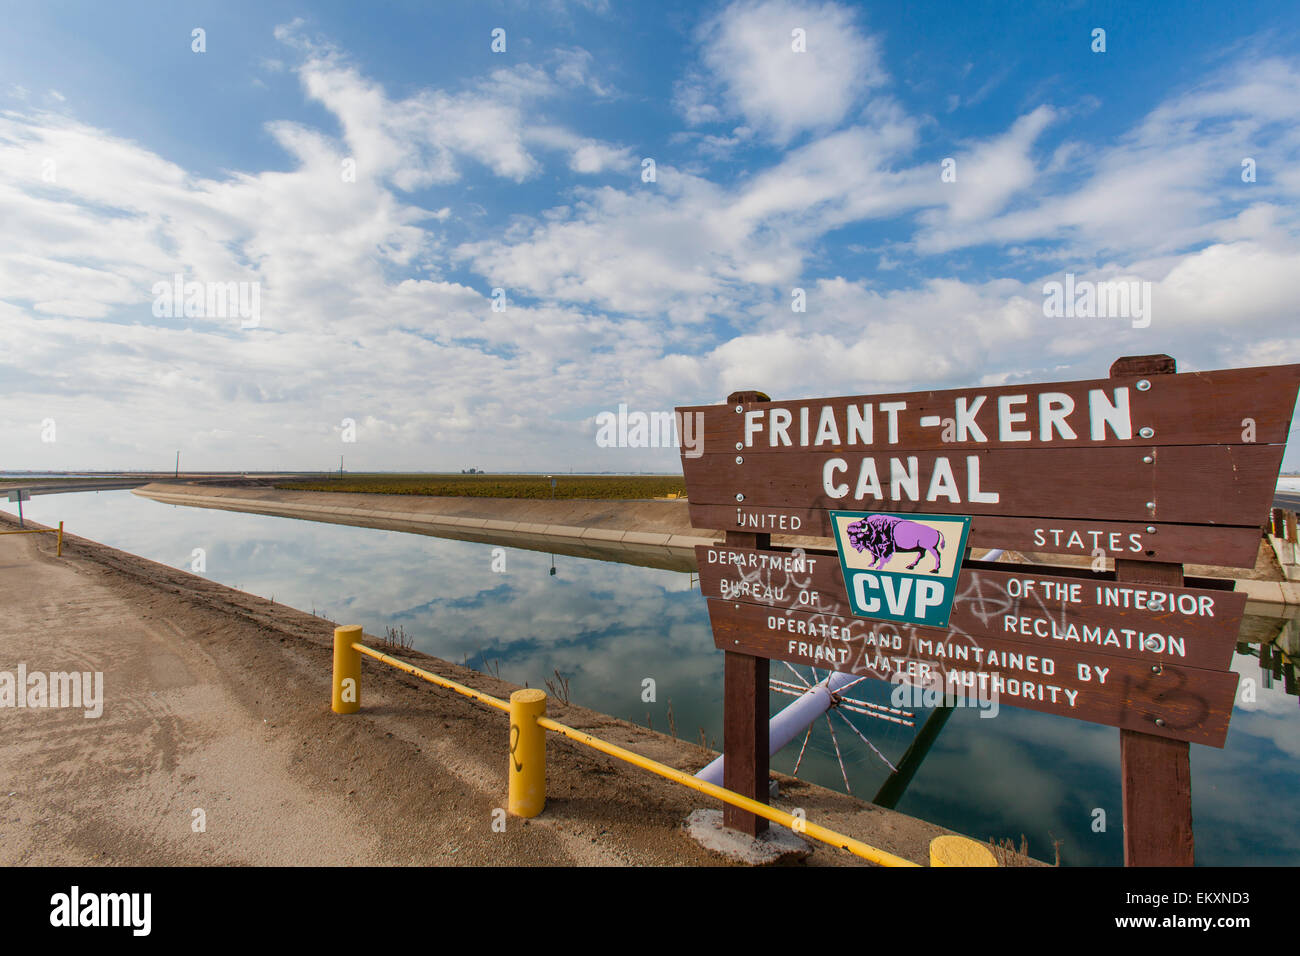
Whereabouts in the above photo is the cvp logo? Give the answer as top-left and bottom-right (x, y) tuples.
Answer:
(830, 511), (971, 628)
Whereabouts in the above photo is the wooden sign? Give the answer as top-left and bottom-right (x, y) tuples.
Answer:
(689, 508), (1264, 568)
(697, 546), (1246, 672)
(684, 364), (1300, 452)
(708, 600), (1238, 747)
(685, 445), (1281, 523)
(698, 542), (1243, 747)
(679, 363), (1300, 567)
(679, 356), (1300, 862)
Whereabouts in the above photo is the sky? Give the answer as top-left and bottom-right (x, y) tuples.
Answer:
(1, 0), (1298, 473)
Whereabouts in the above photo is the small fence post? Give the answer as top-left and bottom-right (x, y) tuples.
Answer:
(929, 835), (998, 867)
(57, 521), (63, 557)
(508, 689), (547, 817)
(332, 625), (362, 714)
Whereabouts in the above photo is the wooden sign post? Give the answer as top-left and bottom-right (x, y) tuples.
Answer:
(723, 390), (772, 838)
(679, 357), (1300, 864)
(1110, 355), (1191, 866)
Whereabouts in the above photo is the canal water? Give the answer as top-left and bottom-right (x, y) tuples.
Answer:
(5, 489), (1297, 866)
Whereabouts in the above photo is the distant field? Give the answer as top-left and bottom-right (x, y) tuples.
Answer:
(274, 473), (687, 500)
(0, 475), (150, 482)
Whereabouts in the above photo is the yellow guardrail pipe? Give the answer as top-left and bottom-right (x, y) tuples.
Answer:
(0, 521), (64, 556)
(351, 642), (510, 712)
(533, 712), (920, 867)
(333, 632), (997, 867)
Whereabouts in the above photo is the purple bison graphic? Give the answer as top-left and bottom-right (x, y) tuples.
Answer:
(846, 515), (946, 573)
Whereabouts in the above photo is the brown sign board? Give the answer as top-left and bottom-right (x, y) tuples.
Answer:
(682, 358), (1294, 857)
(683, 445), (1283, 525)
(706, 599), (1239, 747)
(678, 363), (1300, 568)
(679, 364), (1300, 453)
(696, 545), (1247, 672)
(687, 505), (1264, 568)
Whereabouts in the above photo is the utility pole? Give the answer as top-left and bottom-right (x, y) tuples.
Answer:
(339, 455), (343, 479)
(175, 450), (180, 478)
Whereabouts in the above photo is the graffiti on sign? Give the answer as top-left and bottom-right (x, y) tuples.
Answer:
(697, 546), (1245, 671)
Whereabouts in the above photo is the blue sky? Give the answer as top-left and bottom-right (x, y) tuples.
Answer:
(1, 0), (1298, 471)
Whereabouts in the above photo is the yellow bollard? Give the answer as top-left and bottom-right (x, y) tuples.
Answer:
(332, 625), (363, 714)
(57, 521), (63, 557)
(929, 835), (999, 867)
(508, 688), (547, 817)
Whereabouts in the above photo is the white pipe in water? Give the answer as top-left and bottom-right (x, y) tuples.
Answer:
(694, 547), (1005, 784)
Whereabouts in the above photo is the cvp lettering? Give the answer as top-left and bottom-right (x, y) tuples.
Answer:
(851, 572), (945, 617)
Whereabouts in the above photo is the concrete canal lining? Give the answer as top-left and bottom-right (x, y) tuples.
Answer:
(131, 483), (1300, 611)
(132, 482), (757, 572)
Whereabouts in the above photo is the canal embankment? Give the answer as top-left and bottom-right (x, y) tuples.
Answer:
(132, 482), (1300, 608)
(0, 509), (1020, 866)
(134, 481), (734, 572)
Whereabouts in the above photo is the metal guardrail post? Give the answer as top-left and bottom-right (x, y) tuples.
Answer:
(332, 625), (362, 714)
(0, 522), (65, 555)
(930, 835), (998, 867)
(508, 689), (547, 817)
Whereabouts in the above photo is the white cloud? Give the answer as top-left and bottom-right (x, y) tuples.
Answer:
(525, 125), (635, 174)
(679, 0), (887, 144)
(913, 58), (1300, 257)
(1, 19), (1298, 473)
(929, 105), (1057, 224)
(552, 47), (616, 98)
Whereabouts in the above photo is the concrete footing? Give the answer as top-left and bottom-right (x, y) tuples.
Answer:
(683, 808), (813, 865)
